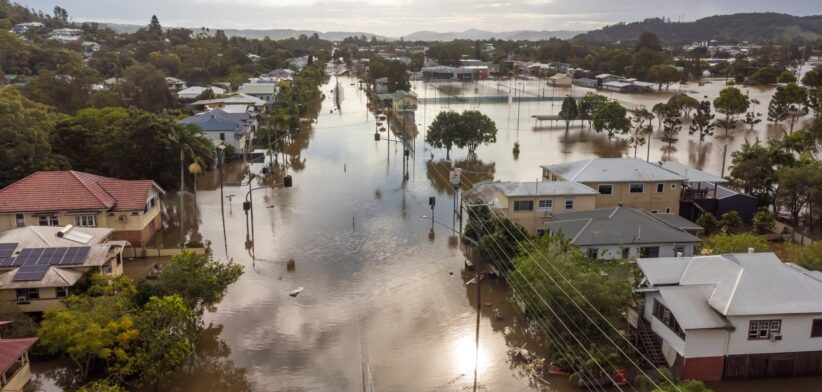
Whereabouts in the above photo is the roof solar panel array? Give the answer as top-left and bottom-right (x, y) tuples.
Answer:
(0, 243), (17, 258)
(0, 246), (90, 268)
(12, 264), (50, 282)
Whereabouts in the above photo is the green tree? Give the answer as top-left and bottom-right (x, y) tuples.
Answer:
(457, 110), (497, 155)
(695, 212), (720, 235)
(578, 93), (608, 128)
(77, 380), (126, 392)
(729, 139), (778, 207)
(660, 108), (683, 151)
(769, 82), (808, 133)
(713, 86), (750, 136)
(0, 87), (68, 187)
(629, 108), (653, 158)
(747, 67), (779, 85)
(702, 233), (768, 254)
(752, 208), (775, 234)
(688, 99), (716, 141)
(802, 66), (822, 88)
(119, 63), (173, 113)
(592, 101), (630, 139)
(147, 15), (163, 39)
(667, 94), (699, 117)
(133, 295), (198, 386)
(720, 211), (743, 233)
(777, 70), (797, 84)
(648, 64), (682, 91)
(559, 95), (579, 134)
(635, 32), (663, 52)
(426, 111), (461, 160)
(156, 252), (244, 314)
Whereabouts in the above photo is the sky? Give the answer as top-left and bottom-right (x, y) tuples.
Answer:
(18, 0), (822, 37)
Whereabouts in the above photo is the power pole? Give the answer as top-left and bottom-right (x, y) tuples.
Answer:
(720, 144), (728, 178)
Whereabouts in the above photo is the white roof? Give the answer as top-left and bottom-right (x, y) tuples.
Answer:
(0, 226), (112, 251)
(660, 161), (728, 183)
(177, 86), (226, 98)
(657, 286), (731, 329)
(468, 181), (598, 199)
(238, 83), (277, 95)
(542, 158), (686, 183)
(639, 253), (822, 317)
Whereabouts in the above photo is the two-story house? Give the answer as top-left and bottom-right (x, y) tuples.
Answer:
(541, 158), (685, 215)
(463, 180), (598, 235)
(0, 225), (125, 313)
(0, 171), (164, 247)
(635, 252), (822, 381)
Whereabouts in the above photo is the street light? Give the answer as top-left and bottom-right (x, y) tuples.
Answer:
(216, 144), (228, 258)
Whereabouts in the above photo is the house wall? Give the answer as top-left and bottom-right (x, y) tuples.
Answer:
(580, 243), (695, 260)
(2, 288), (64, 313)
(2, 361), (32, 392)
(581, 181), (682, 214)
(500, 194), (596, 235)
(644, 292), (686, 358)
(725, 314), (822, 356)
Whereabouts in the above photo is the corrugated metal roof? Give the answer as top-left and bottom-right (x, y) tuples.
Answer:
(658, 286), (731, 329)
(541, 158), (686, 182)
(547, 207), (701, 246)
(660, 161), (728, 183)
(0, 338), (37, 373)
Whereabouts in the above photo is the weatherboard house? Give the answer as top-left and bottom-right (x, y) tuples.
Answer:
(635, 252), (822, 381)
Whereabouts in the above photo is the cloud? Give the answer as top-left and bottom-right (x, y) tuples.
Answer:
(23, 0), (822, 36)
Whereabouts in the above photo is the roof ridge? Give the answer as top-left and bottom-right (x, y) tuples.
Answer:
(570, 159), (595, 181)
(70, 171), (116, 208)
(571, 219), (593, 243)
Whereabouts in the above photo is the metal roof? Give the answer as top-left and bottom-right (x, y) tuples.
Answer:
(467, 181), (598, 199)
(547, 207), (701, 246)
(657, 286), (731, 329)
(0, 227), (111, 250)
(660, 161), (728, 183)
(541, 158), (686, 182)
(638, 253), (822, 317)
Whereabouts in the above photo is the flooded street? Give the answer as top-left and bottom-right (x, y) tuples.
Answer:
(30, 75), (821, 391)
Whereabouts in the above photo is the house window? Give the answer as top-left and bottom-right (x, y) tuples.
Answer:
(651, 210), (658, 214)
(598, 184), (613, 195)
(149, 197), (156, 208)
(56, 287), (68, 298)
(513, 200), (533, 211)
(564, 199), (574, 210)
(629, 184), (644, 193)
(656, 183), (664, 193)
(652, 299), (685, 339)
(73, 215), (97, 227)
(812, 320), (822, 338)
(640, 247), (660, 258)
(15, 213), (25, 228)
(16, 288), (39, 302)
(536, 229), (546, 237)
(538, 200), (553, 209)
(671, 184), (677, 189)
(37, 215), (59, 226)
(666, 207), (672, 213)
(587, 248), (599, 259)
(622, 248), (630, 259)
(748, 319), (781, 340)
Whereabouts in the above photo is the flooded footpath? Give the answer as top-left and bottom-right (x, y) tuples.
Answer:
(30, 75), (822, 391)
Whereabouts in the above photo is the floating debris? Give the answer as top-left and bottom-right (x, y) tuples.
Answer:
(494, 308), (504, 320)
(289, 287), (304, 297)
(287, 259), (296, 271)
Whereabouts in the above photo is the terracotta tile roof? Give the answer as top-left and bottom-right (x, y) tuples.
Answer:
(0, 337), (37, 373)
(0, 171), (164, 213)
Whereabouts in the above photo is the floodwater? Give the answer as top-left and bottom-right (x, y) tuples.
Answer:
(29, 74), (821, 391)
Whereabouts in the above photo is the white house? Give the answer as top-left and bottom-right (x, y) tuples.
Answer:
(635, 252), (822, 381)
(176, 86), (226, 100)
(238, 82), (278, 105)
(547, 207), (701, 259)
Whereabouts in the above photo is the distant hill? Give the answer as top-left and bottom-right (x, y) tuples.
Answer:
(99, 23), (386, 41)
(574, 13), (822, 43)
(402, 28), (582, 41)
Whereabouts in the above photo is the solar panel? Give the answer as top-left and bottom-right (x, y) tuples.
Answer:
(12, 247), (91, 267)
(0, 243), (17, 258)
(12, 265), (50, 282)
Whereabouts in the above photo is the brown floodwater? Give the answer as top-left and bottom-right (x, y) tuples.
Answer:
(29, 75), (821, 391)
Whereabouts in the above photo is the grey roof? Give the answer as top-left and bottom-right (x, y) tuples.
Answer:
(0, 227), (111, 251)
(638, 252), (822, 317)
(238, 83), (277, 95)
(653, 214), (704, 232)
(541, 158), (686, 183)
(657, 286), (731, 329)
(660, 161), (728, 183)
(180, 112), (244, 135)
(0, 267), (83, 289)
(547, 207), (701, 246)
(470, 181), (598, 199)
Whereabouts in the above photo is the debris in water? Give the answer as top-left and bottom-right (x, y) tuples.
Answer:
(287, 259), (296, 271)
(494, 308), (504, 320)
(289, 287), (304, 297)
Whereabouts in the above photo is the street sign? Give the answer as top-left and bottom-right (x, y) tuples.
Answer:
(449, 169), (462, 186)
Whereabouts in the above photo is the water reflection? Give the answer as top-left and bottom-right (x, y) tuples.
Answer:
(426, 158), (496, 194)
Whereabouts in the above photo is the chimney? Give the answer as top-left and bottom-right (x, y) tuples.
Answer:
(747, 247), (755, 254)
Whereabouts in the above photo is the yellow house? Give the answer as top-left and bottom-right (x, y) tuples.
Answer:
(541, 158), (685, 215)
(0, 226), (125, 314)
(0, 171), (165, 247)
(0, 334), (37, 392)
(464, 181), (599, 235)
(376, 90), (418, 112)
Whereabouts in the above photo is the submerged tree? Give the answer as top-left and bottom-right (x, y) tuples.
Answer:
(713, 86), (750, 136)
(592, 101), (630, 139)
(688, 98), (716, 141)
(578, 93), (608, 128)
(559, 95), (579, 134)
(629, 108), (654, 158)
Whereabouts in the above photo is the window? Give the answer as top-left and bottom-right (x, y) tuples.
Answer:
(538, 199), (553, 209)
(587, 248), (599, 259)
(15, 213), (25, 228)
(812, 320), (822, 338)
(149, 197), (156, 208)
(671, 183), (677, 189)
(666, 207), (672, 213)
(16, 288), (39, 302)
(536, 229), (546, 237)
(749, 319), (781, 340)
(656, 183), (664, 193)
(73, 215), (97, 227)
(37, 215), (59, 226)
(622, 248), (630, 259)
(652, 299), (685, 339)
(513, 200), (533, 211)
(56, 287), (68, 299)
(651, 210), (658, 214)
(629, 184), (644, 193)
(564, 199), (574, 210)
(640, 247), (660, 258)
(598, 184), (613, 195)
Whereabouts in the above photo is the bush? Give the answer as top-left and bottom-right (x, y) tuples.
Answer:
(720, 211), (743, 233)
(695, 212), (719, 235)
(702, 233), (768, 254)
(752, 208), (775, 234)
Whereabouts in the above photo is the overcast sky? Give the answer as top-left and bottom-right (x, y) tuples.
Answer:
(18, 0), (822, 36)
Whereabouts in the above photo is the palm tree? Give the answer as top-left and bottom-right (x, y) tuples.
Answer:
(169, 123), (213, 193)
(188, 160), (203, 195)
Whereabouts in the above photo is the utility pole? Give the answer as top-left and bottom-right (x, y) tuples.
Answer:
(217, 145), (228, 258)
(720, 144), (728, 178)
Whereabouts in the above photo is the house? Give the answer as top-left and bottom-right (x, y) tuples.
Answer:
(11, 22), (44, 34)
(287, 56), (311, 70)
(238, 82), (278, 105)
(374, 77), (389, 93)
(634, 252), (822, 381)
(661, 161), (758, 223)
(81, 41), (100, 53)
(547, 207), (701, 259)
(180, 110), (253, 154)
(542, 158), (686, 214)
(375, 90), (417, 112)
(595, 73), (620, 85)
(176, 86), (226, 100)
(267, 69), (295, 80)
(464, 181), (599, 235)
(190, 93), (267, 113)
(0, 171), (165, 247)
(548, 73), (572, 87)
(601, 79), (655, 93)
(0, 226), (125, 313)
(421, 66), (484, 81)
(165, 77), (187, 92)
(572, 77), (598, 88)
(0, 332), (37, 391)
(48, 28), (82, 42)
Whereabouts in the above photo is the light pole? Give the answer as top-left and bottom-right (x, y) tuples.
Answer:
(217, 144), (228, 258)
